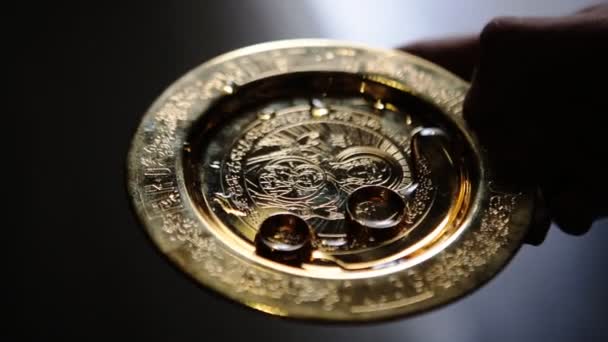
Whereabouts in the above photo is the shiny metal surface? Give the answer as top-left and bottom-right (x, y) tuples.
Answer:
(127, 40), (535, 321)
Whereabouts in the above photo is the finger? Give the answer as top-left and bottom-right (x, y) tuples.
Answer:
(399, 35), (479, 81)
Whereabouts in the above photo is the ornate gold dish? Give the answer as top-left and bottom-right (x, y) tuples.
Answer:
(127, 39), (534, 321)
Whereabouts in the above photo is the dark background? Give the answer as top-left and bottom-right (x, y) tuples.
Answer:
(19, 1), (607, 341)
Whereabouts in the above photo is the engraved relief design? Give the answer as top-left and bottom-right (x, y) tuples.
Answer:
(221, 109), (412, 235)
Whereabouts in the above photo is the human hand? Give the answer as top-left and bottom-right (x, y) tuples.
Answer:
(402, 5), (608, 237)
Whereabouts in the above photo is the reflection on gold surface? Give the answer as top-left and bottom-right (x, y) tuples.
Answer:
(128, 40), (533, 321)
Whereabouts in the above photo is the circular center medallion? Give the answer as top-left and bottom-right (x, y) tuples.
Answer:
(217, 105), (413, 252)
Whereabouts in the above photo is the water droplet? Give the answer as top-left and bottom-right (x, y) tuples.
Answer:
(257, 108), (275, 120)
(310, 98), (329, 117)
(405, 114), (413, 125)
(320, 236), (348, 248)
(255, 213), (312, 265)
(359, 82), (367, 93)
(346, 186), (406, 240)
(222, 81), (237, 94)
(410, 127), (453, 178)
(373, 99), (385, 110)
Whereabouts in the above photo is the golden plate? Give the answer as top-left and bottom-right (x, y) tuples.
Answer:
(127, 39), (534, 321)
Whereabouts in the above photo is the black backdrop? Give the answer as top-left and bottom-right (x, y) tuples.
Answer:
(18, 2), (607, 341)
